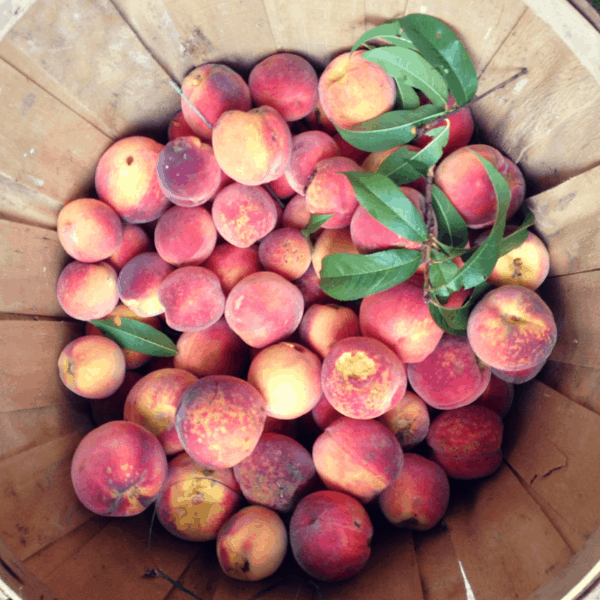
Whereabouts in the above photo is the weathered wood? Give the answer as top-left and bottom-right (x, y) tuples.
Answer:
(0, 0), (37, 42)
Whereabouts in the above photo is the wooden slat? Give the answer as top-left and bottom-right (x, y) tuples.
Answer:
(0, 1), (37, 42)
(527, 165), (600, 276)
(540, 271), (600, 370)
(0, 0), (180, 140)
(0, 432), (93, 561)
(471, 6), (600, 194)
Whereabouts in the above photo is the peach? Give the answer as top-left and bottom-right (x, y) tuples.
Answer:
(173, 317), (250, 378)
(282, 193), (312, 230)
(433, 144), (526, 229)
(58, 335), (126, 400)
(492, 360), (547, 385)
(95, 136), (171, 224)
(211, 183), (279, 248)
(263, 415), (298, 438)
(90, 371), (142, 426)
(407, 334), (492, 410)
(267, 172), (295, 200)
(378, 390), (431, 450)
(124, 368), (198, 456)
(466, 285), (558, 371)
(180, 63), (252, 141)
(471, 373), (515, 418)
(249, 52), (318, 121)
(233, 432), (317, 512)
(167, 110), (196, 141)
(156, 136), (222, 207)
(292, 264), (332, 307)
(318, 49), (396, 130)
(202, 242), (262, 295)
(70, 420), (167, 517)
(56, 260), (119, 321)
(154, 205), (217, 267)
(224, 271), (304, 349)
(359, 274), (469, 364)
(426, 405), (504, 480)
(312, 417), (404, 504)
(284, 130), (340, 195)
(217, 505), (288, 581)
(304, 156), (362, 229)
(362, 144), (427, 194)
(107, 223), (153, 272)
(117, 251), (175, 317)
(311, 395), (343, 431)
(212, 105), (293, 186)
(311, 227), (359, 278)
(290, 490), (373, 582)
(175, 375), (267, 469)
(298, 303), (360, 359)
(258, 227), (312, 281)
(158, 266), (225, 332)
(247, 342), (322, 420)
(321, 336), (407, 420)
(378, 453), (450, 530)
(85, 303), (162, 370)
(57, 198), (123, 263)
(305, 98), (337, 133)
(156, 452), (243, 542)
(350, 186), (426, 254)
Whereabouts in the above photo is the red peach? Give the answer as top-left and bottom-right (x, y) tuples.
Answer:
(263, 416), (298, 438)
(491, 360), (547, 385)
(107, 223), (153, 273)
(305, 98), (337, 133)
(292, 264), (332, 307)
(378, 390), (431, 450)
(282, 194), (312, 230)
(267, 172), (295, 200)
(258, 227), (312, 281)
(311, 394), (343, 431)
(311, 227), (359, 278)
(471, 373), (515, 418)
(167, 110), (196, 141)
(202, 242), (262, 295)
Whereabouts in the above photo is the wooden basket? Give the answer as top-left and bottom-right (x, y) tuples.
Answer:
(2, 1), (600, 599)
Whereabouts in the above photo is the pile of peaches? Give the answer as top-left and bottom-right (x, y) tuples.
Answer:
(57, 48), (557, 584)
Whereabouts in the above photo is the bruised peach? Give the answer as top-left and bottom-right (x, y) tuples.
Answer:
(321, 336), (407, 420)
(378, 453), (450, 530)
(124, 368), (198, 456)
(233, 432), (317, 512)
(202, 242), (262, 295)
(217, 505), (288, 581)
(175, 375), (267, 469)
(107, 223), (153, 273)
(290, 490), (373, 582)
(258, 227), (312, 281)
(70, 420), (167, 516)
(471, 373), (515, 418)
(58, 335), (126, 400)
(378, 390), (430, 450)
(156, 452), (243, 541)
(312, 416), (404, 503)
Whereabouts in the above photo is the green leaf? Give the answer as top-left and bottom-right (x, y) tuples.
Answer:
(434, 152), (511, 296)
(431, 184), (469, 248)
(301, 213), (332, 238)
(344, 171), (428, 242)
(319, 249), (422, 301)
(350, 20), (415, 55)
(334, 104), (445, 152)
(362, 46), (449, 107)
(89, 317), (178, 357)
(378, 123), (450, 185)
(499, 206), (535, 256)
(398, 14), (478, 105)
(396, 82), (421, 109)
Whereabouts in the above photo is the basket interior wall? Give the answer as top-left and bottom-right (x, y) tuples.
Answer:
(2, 1), (600, 599)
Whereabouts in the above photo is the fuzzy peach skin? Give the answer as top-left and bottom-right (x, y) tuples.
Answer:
(70, 420), (167, 516)
(56, 260), (119, 321)
(321, 336), (407, 420)
(174, 317), (250, 378)
(180, 63), (252, 142)
(212, 105), (293, 186)
(224, 271), (304, 349)
(312, 416), (404, 503)
(247, 342), (322, 420)
(359, 274), (469, 364)
(117, 251), (175, 318)
(249, 52), (318, 121)
(471, 373), (515, 418)
(233, 432), (317, 513)
(426, 405), (503, 480)
(124, 368), (198, 456)
(57, 198), (124, 263)
(95, 136), (171, 224)
(268, 172), (295, 200)
(202, 242), (262, 295)
(155, 452), (243, 542)
(290, 490), (373, 582)
(407, 334), (492, 410)
(292, 264), (332, 308)
(378, 453), (450, 530)
(433, 144), (526, 229)
(378, 390), (430, 450)
(167, 110), (196, 141)
(175, 375), (267, 469)
(318, 49), (396, 130)
(311, 395), (343, 431)
(282, 194), (312, 230)
(217, 505), (288, 582)
(466, 285), (557, 372)
(107, 223), (153, 273)
(58, 335), (126, 400)
(304, 156), (362, 229)
(298, 303), (360, 359)
(258, 227), (312, 281)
